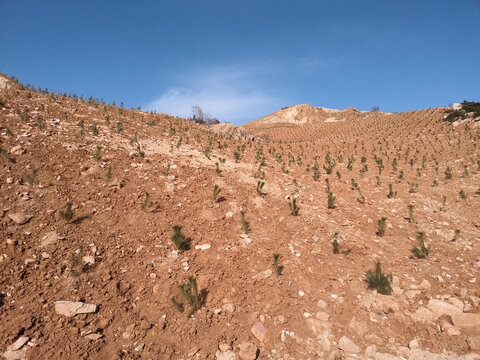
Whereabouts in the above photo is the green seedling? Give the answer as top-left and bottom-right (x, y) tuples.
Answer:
(366, 262), (392, 295)
(273, 253), (283, 275)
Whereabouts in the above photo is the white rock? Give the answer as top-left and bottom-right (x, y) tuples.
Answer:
(195, 244), (211, 250)
(338, 336), (360, 353)
(54, 301), (97, 317)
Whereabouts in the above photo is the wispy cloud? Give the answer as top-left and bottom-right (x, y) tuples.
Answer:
(145, 65), (285, 125)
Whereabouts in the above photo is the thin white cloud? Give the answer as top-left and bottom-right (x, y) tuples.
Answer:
(145, 65), (284, 125)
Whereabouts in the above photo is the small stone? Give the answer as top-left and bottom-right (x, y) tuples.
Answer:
(238, 342), (258, 360)
(85, 333), (102, 341)
(312, 236), (319, 242)
(8, 213), (33, 225)
(10, 146), (25, 156)
(251, 322), (267, 342)
(82, 256), (95, 265)
(54, 301), (97, 317)
(419, 279), (431, 290)
(467, 336), (480, 350)
(306, 318), (330, 335)
(410, 307), (439, 323)
(6, 177), (13, 184)
(317, 300), (328, 309)
(338, 336), (360, 353)
(40, 231), (62, 247)
(226, 211), (234, 218)
(7, 337), (29, 351)
(222, 303), (236, 313)
(219, 343), (232, 352)
(408, 338), (419, 349)
(375, 294), (399, 313)
(195, 244), (211, 250)
(252, 270), (272, 280)
(316, 311), (330, 321)
(215, 350), (236, 360)
(134, 343), (145, 352)
(277, 315), (285, 324)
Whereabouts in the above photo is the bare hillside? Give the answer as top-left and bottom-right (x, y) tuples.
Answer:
(1, 74), (480, 360)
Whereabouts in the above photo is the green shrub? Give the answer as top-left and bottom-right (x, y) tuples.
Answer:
(289, 198), (299, 216)
(212, 185), (222, 202)
(365, 262), (392, 295)
(179, 276), (201, 315)
(240, 211), (250, 233)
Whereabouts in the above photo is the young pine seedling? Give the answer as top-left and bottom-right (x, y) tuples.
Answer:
(171, 225), (189, 250)
(215, 162), (222, 174)
(179, 276), (201, 315)
(376, 217), (387, 237)
(212, 185), (222, 202)
(332, 232), (340, 254)
(105, 167), (112, 179)
(256, 181), (265, 195)
(93, 146), (101, 161)
(411, 231), (429, 259)
(365, 262), (393, 295)
(387, 184), (396, 198)
(70, 242), (84, 272)
(407, 204), (414, 222)
(60, 201), (74, 222)
(273, 254), (283, 275)
(452, 229), (460, 242)
(459, 190), (467, 200)
(289, 197), (299, 216)
(141, 191), (153, 210)
(327, 191), (336, 209)
(240, 211), (250, 233)
(409, 183), (418, 193)
(445, 167), (452, 180)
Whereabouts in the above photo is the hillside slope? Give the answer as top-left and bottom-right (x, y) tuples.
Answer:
(1, 74), (480, 359)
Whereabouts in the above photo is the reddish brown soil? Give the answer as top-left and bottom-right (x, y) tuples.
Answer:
(1, 74), (479, 359)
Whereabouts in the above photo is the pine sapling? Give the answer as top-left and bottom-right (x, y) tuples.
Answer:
(141, 191), (153, 210)
(171, 225), (189, 250)
(25, 169), (38, 186)
(212, 185), (222, 202)
(411, 231), (429, 259)
(215, 162), (222, 174)
(376, 217), (387, 236)
(240, 211), (250, 233)
(365, 262), (392, 295)
(387, 184), (396, 198)
(273, 253), (283, 275)
(289, 197), (299, 216)
(105, 167), (112, 179)
(327, 191), (336, 209)
(459, 190), (467, 200)
(332, 232), (340, 254)
(60, 201), (74, 222)
(179, 276), (201, 314)
(407, 204), (414, 222)
(256, 181), (265, 195)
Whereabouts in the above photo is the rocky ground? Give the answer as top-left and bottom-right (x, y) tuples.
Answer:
(1, 73), (479, 359)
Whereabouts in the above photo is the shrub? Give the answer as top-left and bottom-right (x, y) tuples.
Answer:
(105, 167), (112, 179)
(215, 162), (222, 174)
(445, 167), (452, 180)
(459, 190), (467, 200)
(93, 146), (101, 161)
(409, 183), (418, 193)
(411, 231), (429, 259)
(376, 217), (387, 236)
(273, 254), (283, 275)
(70, 243), (84, 271)
(171, 225), (189, 250)
(60, 202), (74, 222)
(365, 262), (392, 295)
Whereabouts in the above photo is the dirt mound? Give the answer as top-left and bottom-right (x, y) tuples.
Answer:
(210, 122), (257, 140)
(1, 74), (480, 359)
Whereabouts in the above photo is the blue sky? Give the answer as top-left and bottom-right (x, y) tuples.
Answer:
(1, 0), (479, 125)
